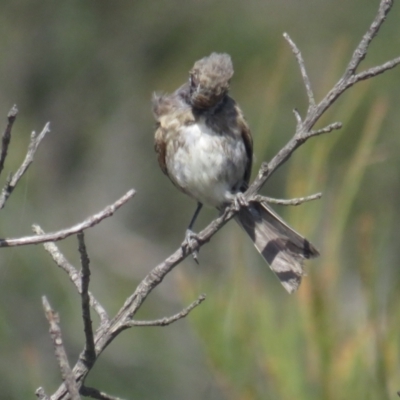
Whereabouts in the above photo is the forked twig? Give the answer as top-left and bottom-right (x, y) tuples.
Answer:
(0, 122), (50, 210)
(32, 225), (109, 325)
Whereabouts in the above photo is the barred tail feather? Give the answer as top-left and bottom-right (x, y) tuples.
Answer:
(235, 202), (319, 293)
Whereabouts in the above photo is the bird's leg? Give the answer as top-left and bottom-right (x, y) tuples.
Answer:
(183, 202), (203, 263)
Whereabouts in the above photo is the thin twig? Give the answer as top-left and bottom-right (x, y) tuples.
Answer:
(309, 122), (342, 138)
(352, 56), (400, 83)
(0, 189), (135, 247)
(80, 386), (125, 400)
(42, 296), (81, 400)
(78, 232), (96, 368)
(293, 108), (303, 127)
(0, 122), (50, 210)
(251, 192), (322, 206)
(127, 294), (206, 327)
(0, 105), (18, 177)
(32, 225), (109, 324)
(284, 33), (316, 108)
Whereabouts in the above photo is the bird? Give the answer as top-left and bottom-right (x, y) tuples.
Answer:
(152, 52), (319, 293)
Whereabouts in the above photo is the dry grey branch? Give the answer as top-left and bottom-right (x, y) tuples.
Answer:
(0, 189), (135, 247)
(127, 294), (206, 327)
(32, 225), (109, 324)
(0, 121), (49, 210)
(251, 192), (322, 206)
(0, 105), (18, 177)
(42, 296), (81, 400)
(78, 232), (96, 368)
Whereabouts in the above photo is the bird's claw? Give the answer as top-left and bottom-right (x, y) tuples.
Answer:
(232, 192), (249, 212)
(183, 229), (200, 264)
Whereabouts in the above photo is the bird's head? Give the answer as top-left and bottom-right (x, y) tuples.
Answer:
(189, 53), (234, 110)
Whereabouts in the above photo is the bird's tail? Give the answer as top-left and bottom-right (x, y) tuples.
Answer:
(235, 202), (319, 293)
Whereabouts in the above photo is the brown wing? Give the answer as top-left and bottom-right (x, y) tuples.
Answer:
(152, 92), (171, 177)
(152, 86), (192, 178)
(235, 105), (253, 186)
(154, 123), (168, 176)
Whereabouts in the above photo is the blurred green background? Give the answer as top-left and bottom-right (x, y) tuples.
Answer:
(0, 0), (400, 399)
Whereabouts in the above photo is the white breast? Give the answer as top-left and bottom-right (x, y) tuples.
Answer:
(166, 119), (247, 207)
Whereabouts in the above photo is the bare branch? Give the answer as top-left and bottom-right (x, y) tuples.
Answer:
(246, 0), (400, 198)
(0, 122), (50, 210)
(284, 33), (316, 108)
(0, 105), (18, 177)
(344, 0), (393, 78)
(42, 296), (81, 400)
(80, 387), (125, 400)
(78, 232), (96, 368)
(127, 294), (206, 327)
(32, 225), (109, 324)
(251, 192), (322, 206)
(0, 189), (135, 247)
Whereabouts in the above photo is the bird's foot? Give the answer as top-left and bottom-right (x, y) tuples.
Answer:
(182, 229), (201, 264)
(232, 192), (249, 212)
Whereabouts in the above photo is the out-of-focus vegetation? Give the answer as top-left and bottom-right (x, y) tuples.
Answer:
(0, 1), (399, 399)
